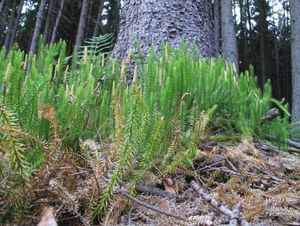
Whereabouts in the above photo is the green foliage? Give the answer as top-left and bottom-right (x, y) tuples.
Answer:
(78, 34), (115, 58)
(0, 42), (291, 221)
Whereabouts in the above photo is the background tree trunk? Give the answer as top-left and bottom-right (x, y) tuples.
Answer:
(93, 0), (105, 37)
(112, 0), (215, 60)
(50, 0), (64, 44)
(291, 0), (300, 122)
(43, 0), (56, 45)
(0, 0), (4, 14)
(8, 0), (25, 50)
(258, 0), (268, 87)
(29, 0), (47, 53)
(4, 0), (18, 51)
(214, 0), (221, 54)
(221, 0), (238, 69)
(75, 0), (89, 49)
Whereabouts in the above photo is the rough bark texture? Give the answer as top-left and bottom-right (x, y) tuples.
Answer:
(50, 0), (64, 44)
(29, 0), (47, 53)
(75, 0), (89, 49)
(112, 0), (215, 60)
(291, 0), (300, 122)
(214, 0), (221, 54)
(93, 0), (105, 37)
(221, 0), (238, 69)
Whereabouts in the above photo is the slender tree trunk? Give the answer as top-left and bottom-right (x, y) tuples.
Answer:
(112, 0), (215, 60)
(239, 0), (248, 72)
(75, 0), (89, 49)
(29, 0), (47, 53)
(221, 0), (238, 69)
(43, 0), (56, 45)
(84, 0), (95, 39)
(4, 0), (18, 51)
(8, 0), (25, 50)
(93, 0), (105, 37)
(0, 0), (4, 14)
(290, 0), (300, 122)
(50, 0), (64, 44)
(246, 0), (253, 63)
(107, 0), (121, 35)
(214, 0), (221, 54)
(259, 0), (268, 87)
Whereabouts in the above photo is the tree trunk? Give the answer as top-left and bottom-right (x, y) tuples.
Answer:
(112, 0), (215, 60)
(4, 0), (18, 51)
(29, 0), (47, 53)
(291, 0), (300, 122)
(214, 0), (221, 54)
(221, 0), (238, 70)
(0, 0), (5, 14)
(8, 0), (25, 51)
(107, 0), (121, 35)
(50, 0), (64, 44)
(246, 0), (253, 63)
(238, 0), (248, 72)
(43, 0), (56, 45)
(93, 0), (105, 37)
(75, 0), (89, 49)
(258, 0), (268, 87)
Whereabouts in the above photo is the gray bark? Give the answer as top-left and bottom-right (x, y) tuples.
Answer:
(50, 0), (64, 44)
(8, 0), (25, 50)
(29, 0), (47, 53)
(112, 0), (215, 60)
(93, 0), (105, 37)
(291, 0), (300, 122)
(258, 0), (268, 87)
(75, 0), (89, 49)
(4, 0), (17, 51)
(214, 0), (221, 54)
(43, 0), (56, 45)
(0, 0), (4, 14)
(221, 0), (238, 69)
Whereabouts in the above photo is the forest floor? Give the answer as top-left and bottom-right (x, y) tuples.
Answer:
(22, 139), (300, 226)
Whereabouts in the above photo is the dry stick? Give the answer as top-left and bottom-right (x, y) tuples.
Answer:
(229, 203), (241, 226)
(260, 108), (300, 153)
(135, 184), (189, 202)
(190, 181), (251, 226)
(116, 188), (186, 221)
(287, 139), (300, 149)
(261, 108), (279, 123)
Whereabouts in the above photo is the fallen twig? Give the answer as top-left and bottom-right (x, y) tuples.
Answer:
(229, 203), (241, 226)
(135, 184), (190, 202)
(288, 147), (300, 154)
(116, 187), (186, 221)
(287, 139), (300, 149)
(261, 108), (279, 123)
(190, 181), (251, 226)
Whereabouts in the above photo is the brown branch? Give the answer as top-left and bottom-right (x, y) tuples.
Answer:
(135, 184), (190, 202)
(190, 181), (251, 226)
(116, 188), (186, 221)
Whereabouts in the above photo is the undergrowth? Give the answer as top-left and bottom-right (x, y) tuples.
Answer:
(0, 40), (291, 223)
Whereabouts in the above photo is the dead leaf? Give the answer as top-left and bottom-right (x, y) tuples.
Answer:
(37, 205), (57, 226)
(162, 178), (179, 194)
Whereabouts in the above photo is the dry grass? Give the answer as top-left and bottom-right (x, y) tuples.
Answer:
(3, 138), (299, 226)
